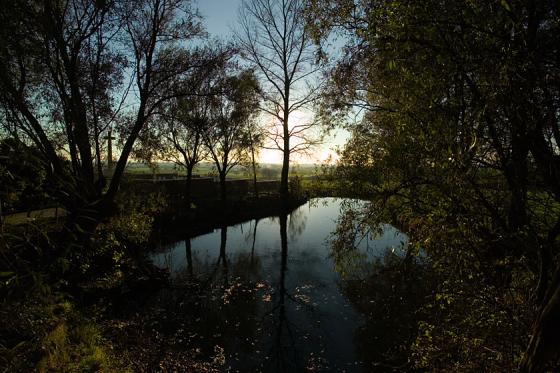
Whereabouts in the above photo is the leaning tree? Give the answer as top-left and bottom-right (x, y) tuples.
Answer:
(0, 0), (216, 230)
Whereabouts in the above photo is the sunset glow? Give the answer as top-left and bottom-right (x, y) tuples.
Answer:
(257, 109), (342, 164)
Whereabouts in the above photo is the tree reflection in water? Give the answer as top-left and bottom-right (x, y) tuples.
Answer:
(267, 212), (300, 371)
(149, 198), (424, 372)
(251, 218), (259, 261)
(219, 225), (228, 288)
(185, 238), (193, 277)
(330, 206), (432, 371)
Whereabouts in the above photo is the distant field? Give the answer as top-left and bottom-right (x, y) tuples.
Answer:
(3, 163), (326, 225)
(121, 162), (321, 180)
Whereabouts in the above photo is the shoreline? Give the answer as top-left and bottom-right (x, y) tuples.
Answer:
(152, 195), (308, 244)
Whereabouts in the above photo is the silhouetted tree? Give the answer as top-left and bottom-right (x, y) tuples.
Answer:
(203, 69), (261, 202)
(236, 0), (323, 198)
(134, 45), (232, 206)
(0, 0), (211, 230)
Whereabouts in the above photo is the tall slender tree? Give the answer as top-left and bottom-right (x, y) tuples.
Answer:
(236, 0), (322, 198)
(246, 118), (265, 199)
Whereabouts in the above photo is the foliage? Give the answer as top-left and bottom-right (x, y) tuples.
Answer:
(0, 281), (128, 373)
(411, 279), (531, 372)
(288, 175), (304, 198)
(203, 68), (262, 200)
(37, 320), (110, 373)
(0, 189), (165, 371)
(308, 0), (560, 370)
(0, 0), (210, 223)
(0, 138), (55, 213)
(69, 190), (166, 289)
(133, 43), (233, 195)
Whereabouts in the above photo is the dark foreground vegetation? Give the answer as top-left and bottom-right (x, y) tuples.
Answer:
(1, 180), (308, 371)
(1, 0), (559, 372)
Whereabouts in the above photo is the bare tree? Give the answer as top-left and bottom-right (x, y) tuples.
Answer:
(236, 0), (323, 198)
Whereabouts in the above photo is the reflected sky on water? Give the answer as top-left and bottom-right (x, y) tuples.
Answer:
(152, 198), (411, 372)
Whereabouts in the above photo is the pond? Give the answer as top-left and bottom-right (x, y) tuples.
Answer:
(151, 198), (423, 372)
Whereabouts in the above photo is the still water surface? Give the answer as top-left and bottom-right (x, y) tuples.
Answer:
(152, 198), (409, 372)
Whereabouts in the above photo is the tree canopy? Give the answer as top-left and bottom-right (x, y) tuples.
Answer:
(308, 0), (560, 370)
(0, 0), (219, 228)
(203, 68), (261, 201)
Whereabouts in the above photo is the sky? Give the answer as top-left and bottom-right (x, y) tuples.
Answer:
(195, 0), (349, 165)
(196, 0), (241, 40)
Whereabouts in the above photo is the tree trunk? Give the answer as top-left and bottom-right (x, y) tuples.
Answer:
(280, 94), (290, 198)
(536, 243), (552, 304)
(280, 149), (289, 198)
(185, 164), (194, 208)
(520, 266), (560, 372)
(280, 133), (290, 198)
(251, 144), (259, 199)
(537, 220), (560, 303)
(219, 171), (227, 204)
(505, 130), (529, 231)
(105, 90), (151, 207)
